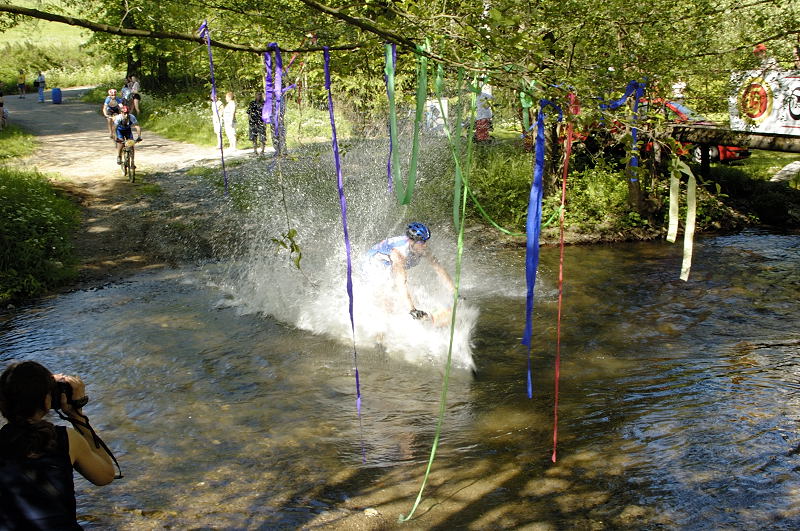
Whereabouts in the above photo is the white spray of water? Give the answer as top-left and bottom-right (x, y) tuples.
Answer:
(220, 137), (479, 371)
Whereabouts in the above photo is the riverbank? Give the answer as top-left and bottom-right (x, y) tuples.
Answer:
(4, 87), (798, 303)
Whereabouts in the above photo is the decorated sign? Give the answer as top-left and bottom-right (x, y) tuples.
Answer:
(729, 70), (800, 136)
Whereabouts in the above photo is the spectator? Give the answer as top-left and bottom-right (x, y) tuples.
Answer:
(753, 43), (779, 70)
(129, 75), (141, 114)
(121, 76), (132, 105)
(247, 92), (267, 155)
(34, 71), (46, 103)
(0, 361), (116, 529)
(211, 93), (225, 149)
(223, 91), (237, 151)
(474, 84), (493, 142)
(16, 70), (25, 99)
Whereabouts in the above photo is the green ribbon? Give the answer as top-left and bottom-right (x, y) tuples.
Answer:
(399, 104), (470, 524)
(385, 43), (428, 205)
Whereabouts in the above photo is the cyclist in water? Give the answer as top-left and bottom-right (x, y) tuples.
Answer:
(365, 222), (455, 320)
(113, 105), (141, 166)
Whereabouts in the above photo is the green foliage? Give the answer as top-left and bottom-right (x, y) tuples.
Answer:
(0, 166), (80, 304)
(466, 140), (533, 231)
(0, 124), (38, 160)
(271, 228), (303, 269)
(555, 163), (632, 231)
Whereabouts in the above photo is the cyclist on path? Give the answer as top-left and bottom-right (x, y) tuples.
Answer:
(113, 105), (142, 166)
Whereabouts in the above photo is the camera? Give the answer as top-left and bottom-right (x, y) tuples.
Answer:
(51, 380), (89, 410)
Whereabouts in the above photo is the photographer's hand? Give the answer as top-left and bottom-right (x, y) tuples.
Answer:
(53, 373), (87, 420)
(54, 374), (116, 484)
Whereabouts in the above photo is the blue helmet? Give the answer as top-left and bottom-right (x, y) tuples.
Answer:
(406, 222), (431, 242)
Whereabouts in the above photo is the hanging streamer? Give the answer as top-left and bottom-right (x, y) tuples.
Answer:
(521, 100), (563, 399)
(323, 47), (365, 462)
(667, 157), (697, 281)
(384, 43), (428, 205)
(383, 43), (397, 194)
(599, 80), (646, 174)
(433, 64), (471, 228)
(197, 20), (229, 195)
(552, 94), (578, 463)
(400, 65), (472, 523)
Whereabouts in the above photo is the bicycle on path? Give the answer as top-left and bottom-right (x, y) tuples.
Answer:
(112, 105), (142, 183)
(119, 138), (141, 182)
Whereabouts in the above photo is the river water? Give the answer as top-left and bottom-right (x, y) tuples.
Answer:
(1, 228), (799, 529)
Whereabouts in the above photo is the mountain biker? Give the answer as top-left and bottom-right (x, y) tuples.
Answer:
(103, 89), (124, 139)
(365, 222), (455, 320)
(113, 105), (142, 166)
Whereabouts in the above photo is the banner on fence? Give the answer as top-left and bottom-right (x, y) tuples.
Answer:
(729, 69), (800, 137)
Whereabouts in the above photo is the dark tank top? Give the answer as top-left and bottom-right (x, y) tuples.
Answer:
(0, 424), (81, 530)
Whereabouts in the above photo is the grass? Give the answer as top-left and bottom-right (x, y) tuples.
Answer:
(734, 150), (800, 182)
(0, 165), (81, 304)
(0, 0), (121, 92)
(0, 0), (88, 47)
(0, 124), (38, 160)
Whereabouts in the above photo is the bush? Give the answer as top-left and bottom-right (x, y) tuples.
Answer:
(556, 163), (631, 231)
(467, 140), (533, 231)
(0, 166), (80, 304)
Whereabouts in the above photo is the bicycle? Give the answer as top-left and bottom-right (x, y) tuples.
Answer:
(120, 138), (141, 183)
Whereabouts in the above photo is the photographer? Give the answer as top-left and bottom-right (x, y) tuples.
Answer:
(0, 361), (116, 529)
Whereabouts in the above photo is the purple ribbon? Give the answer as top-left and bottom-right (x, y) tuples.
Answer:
(198, 20), (228, 194)
(324, 47), (363, 423)
(522, 99), (562, 398)
(262, 51), (273, 125)
(262, 44), (293, 155)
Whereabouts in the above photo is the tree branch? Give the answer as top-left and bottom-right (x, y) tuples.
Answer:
(0, 2), (359, 53)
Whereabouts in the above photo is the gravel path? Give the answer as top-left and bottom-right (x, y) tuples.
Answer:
(5, 87), (250, 287)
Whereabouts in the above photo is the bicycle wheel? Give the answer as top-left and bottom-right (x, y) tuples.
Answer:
(121, 150), (129, 178)
(129, 150), (136, 183)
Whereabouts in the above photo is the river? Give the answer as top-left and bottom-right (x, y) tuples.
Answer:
(1, 228), (799, 529)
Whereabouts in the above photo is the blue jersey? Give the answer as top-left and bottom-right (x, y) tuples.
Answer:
(366, 236), (422, 269)
(113, 113), (137, 133)
(104, 96), (124, 114)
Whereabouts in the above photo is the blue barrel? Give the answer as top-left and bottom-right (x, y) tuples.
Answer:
(51, 88), (62, 104)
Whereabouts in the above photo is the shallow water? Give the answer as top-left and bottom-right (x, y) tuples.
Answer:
(2, 229), (800, 529)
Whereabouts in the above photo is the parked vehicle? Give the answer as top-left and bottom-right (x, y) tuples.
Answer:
(651, 100), (751, 163)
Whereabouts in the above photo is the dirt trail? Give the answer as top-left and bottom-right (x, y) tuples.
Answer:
(5, 87), (247, 287)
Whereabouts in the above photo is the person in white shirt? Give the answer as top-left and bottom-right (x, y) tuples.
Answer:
(223, 91), (237, 151)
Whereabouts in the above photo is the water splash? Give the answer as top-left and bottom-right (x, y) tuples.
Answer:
(218, 138), (478, 370)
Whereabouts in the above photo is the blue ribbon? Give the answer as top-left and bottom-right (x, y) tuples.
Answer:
(599, 80), (646, 175)
(522, 99), (562, 399)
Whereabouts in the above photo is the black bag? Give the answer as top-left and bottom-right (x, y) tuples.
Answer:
(33, 81), (39, 88)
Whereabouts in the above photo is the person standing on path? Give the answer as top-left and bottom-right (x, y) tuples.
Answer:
(16, 70), (26, 98)
(210, 93), (225, 149)
(34, 72), (46, 103)
(223, 91), (237, 151)
(129, 76), (141, 114)
(247, 92), (266, 155)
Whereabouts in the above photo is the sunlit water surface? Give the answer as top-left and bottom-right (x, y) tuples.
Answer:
(1, 229), (799, 529)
